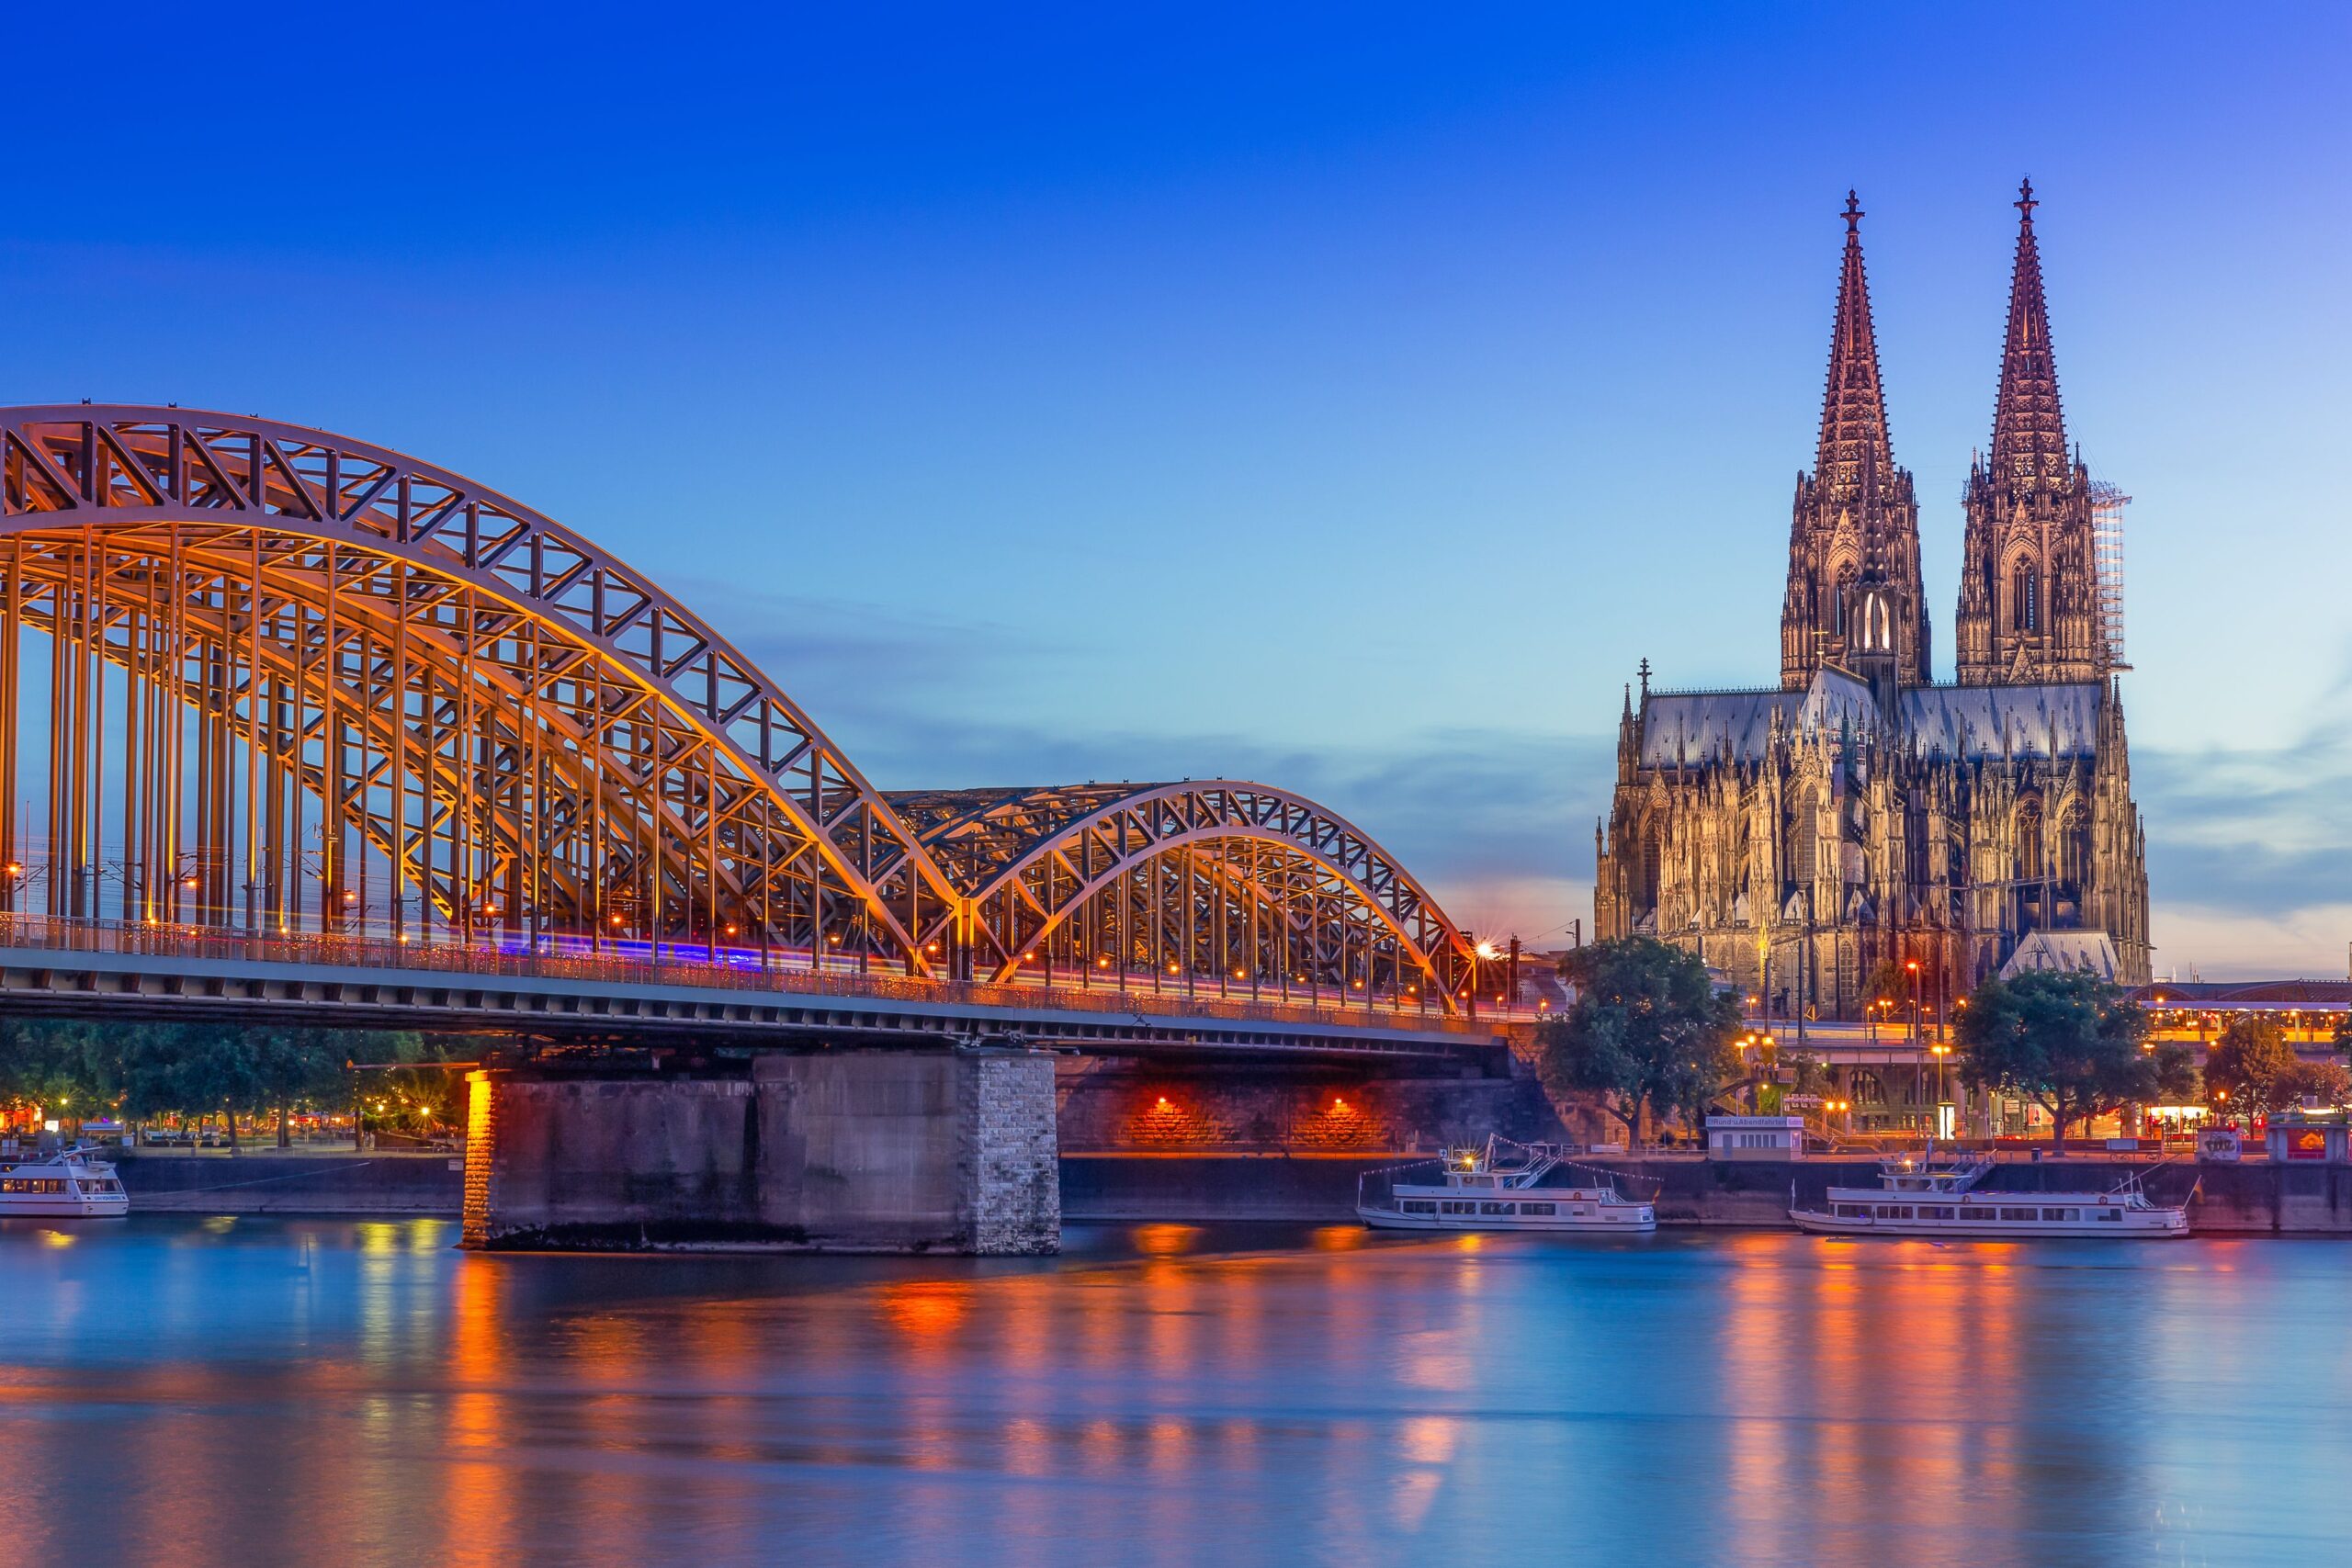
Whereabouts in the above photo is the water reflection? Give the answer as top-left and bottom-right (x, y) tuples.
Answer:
(0, 1221), (2346, 1565)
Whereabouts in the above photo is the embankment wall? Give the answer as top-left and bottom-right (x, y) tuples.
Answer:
(117, 1152), (462, 1213)
(115, 1145), (2352, 1235)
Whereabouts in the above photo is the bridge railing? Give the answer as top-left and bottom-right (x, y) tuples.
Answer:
(0, 912), (1515, 1040)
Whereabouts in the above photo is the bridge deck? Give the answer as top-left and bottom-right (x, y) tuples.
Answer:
(0, 915), (1510, 1062)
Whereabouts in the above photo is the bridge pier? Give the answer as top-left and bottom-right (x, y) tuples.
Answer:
(461, 1045), (1059, 1255)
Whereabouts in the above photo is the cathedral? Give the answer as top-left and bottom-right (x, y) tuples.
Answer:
(1594, 185), (2151, 1019)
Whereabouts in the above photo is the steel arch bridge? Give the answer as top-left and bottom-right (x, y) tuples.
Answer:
(0, 406), (1484, 1013)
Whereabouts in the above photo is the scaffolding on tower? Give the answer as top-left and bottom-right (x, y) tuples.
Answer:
(2089, 481), (2131, 671)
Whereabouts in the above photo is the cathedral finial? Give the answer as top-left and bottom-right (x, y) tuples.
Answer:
(1843, 190), (1863, 233)
(1637, 658), (1652, 700)
(2016, 176), (2037, 224)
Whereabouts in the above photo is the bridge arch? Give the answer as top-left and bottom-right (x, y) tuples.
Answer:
(888, 782), (1481, 1011)
(0, 405), (956, 965)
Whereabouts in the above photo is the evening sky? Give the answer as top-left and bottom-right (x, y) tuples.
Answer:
(5, 3), (2345, 976)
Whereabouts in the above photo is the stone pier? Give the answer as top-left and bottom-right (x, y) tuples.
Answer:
(461, 1046), (1060, 1254)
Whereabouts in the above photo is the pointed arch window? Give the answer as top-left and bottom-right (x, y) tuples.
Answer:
(2011, 562), (2039, 631)
(1787, 792), (1818, 888)
(2018, 801), (2045, 882)
(2059, 806), (2091, 889)
(1861, 591), (1892, 651)
(1637, 821), (1664, 919)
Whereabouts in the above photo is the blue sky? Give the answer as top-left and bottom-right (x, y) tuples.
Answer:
(6, 3), (2347, 976)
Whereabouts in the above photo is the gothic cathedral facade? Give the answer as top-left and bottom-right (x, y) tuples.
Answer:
(1595, 186), (2151, 1018)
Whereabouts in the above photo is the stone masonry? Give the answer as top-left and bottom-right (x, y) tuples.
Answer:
(464, 1046), (1062, 1255)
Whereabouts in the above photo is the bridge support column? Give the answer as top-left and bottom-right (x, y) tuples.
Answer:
(461, 1046), (1059, 1254)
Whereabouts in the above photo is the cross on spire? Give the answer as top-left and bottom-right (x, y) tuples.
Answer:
(1843, 190), (1862, 233)
(2015, 176), (2037, 223)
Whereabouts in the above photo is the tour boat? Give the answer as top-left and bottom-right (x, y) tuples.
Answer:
(1358, 1137), (1657, 1234)
(0, 1145), (130, 1218)
(1788, 1148), (2187, 1238)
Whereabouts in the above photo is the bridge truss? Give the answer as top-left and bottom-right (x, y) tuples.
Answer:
(892, 783), (1479, 1007)
(0, 406), (1483, 1012)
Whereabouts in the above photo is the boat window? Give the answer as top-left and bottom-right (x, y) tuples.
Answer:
(1877, 1205), (1915, 1220)
(1518, 1202), (1556, 1215)
(2000, 1208), (2037, 1221)
(1833, 1204), (1867, 1218)
(1480, 1201), (1515, 1215)
(2096, 1210), (2122, 1222)
(1, 1178), (68, 1194)
(1921, 1206), (1956, 1220)
(1399, 1201), (1437, 1214)
(1441, 1201), (1477, 1214)
(2042, 1208), (2073, 1222)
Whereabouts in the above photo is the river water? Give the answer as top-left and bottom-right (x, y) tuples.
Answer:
(1, 1216), (2345, 1566)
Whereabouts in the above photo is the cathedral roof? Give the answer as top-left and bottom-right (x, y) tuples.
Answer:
(1892, 682), (2104, 760)
(2001, 929), (2122, 983)
(1637, 667), (2104, 767)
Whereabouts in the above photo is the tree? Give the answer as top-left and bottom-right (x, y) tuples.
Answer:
(1536, 938), (1741, 1149)
(2273, 1058), (2351, 1112)
(2203, 1015), (2303, 1119)
(1861, 959), (1909, 1013)
(1954, 969), (2167, 1150)
(0, 1019), (105, 1123)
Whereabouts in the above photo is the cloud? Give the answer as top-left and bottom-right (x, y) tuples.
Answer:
(670, 575), (1063, 723)
(670, 570), (2352, 976)
(2135, 677), (2352, 977)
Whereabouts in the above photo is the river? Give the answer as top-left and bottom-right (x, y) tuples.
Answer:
(1, 1217), (2344, 1565)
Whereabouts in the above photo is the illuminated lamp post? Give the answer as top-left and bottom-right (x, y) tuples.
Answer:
(1929, 1042), (1953, 1141)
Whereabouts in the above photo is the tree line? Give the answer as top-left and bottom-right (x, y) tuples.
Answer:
(1535, 937), (2352, 1149)
(0, 1018), (451, 1151)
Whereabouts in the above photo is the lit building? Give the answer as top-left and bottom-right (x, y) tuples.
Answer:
(1596, 186), (2151, 1018)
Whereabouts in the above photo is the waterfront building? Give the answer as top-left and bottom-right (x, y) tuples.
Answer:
(1596, 186), (2151, 1019)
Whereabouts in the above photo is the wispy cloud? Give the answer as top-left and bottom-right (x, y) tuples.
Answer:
(674, 572), (2352, 976)
(2136, 674), (2352, 977)
(674, 579), (1611, 939)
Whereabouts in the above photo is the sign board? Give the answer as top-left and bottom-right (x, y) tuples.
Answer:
(2196, 1128), (2242, 1164)
(2288, 1128), (2329, 1160)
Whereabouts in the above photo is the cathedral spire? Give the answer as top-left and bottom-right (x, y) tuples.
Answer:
(1988, 177), (2069, 491)
(1782, 191), (1928, 692)
(1956, 180), (2103, 687)
(1815, 191), (1894, 499)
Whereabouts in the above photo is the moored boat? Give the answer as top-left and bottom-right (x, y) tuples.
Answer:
(1789, 1147), (2187, 1238)
(0, 1145), (130, 1219)
(1358, 1135), (1657, 1234)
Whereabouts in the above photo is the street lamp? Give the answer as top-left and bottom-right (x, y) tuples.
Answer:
(1905, 959), (1922, 1050)
(1929, 1042), (1953, 1140)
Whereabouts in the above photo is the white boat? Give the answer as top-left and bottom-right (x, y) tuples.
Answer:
(0, 1145), (130, 1218)
(1789, 1148), (2187, 1238)
(1358, 1136), (1657, 1234)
